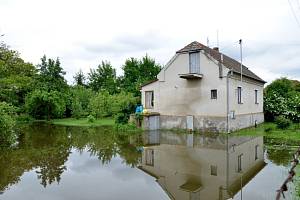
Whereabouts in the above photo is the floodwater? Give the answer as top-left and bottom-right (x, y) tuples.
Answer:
(0, 123), (299, 200)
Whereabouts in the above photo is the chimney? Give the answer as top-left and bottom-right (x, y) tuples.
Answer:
(213, 47), (219, 52)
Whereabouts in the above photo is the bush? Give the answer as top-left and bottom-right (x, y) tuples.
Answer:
(87, 115), (95, 123)
(114, 123), (139, 132)
(0, 102), (17, 146)
(88, 91), (112, 118)
(25, 90), (66, 120)
(264, 127), (273, 133)
(275, 116), (292, 129)
(70, 86), (93, 119)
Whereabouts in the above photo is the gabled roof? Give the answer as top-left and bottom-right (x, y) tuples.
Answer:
(176, 41), (266, 83)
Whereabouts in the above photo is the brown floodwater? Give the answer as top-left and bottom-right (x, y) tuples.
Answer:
(0, 123), (299, 200)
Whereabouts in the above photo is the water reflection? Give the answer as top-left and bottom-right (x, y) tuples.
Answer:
(0, 124), (297, 199)
(139, 131), (265, 200)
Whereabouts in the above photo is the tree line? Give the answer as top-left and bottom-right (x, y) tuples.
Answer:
(0, 42), (161, 146)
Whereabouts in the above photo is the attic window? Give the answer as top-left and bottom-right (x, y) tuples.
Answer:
(189, 52), (200, 74)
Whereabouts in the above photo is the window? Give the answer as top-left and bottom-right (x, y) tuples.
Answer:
(145, 91), (154, 109)
(211, 165), (217, 176)
(237, 87), (242, 104)
(255, 90), (258, 104)
(211, 89), (217, 99)
(255, 145), (259, 160)
(145, 149), (154, 166)
(189, 52), (200, 73)
(230, 110), (235, 119)
(238, 154), (243, 172)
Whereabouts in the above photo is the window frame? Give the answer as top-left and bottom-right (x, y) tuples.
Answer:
(238, 154), (243, 172)
(211, 89), (217, 99)
(189, 51), (200, 74)
(237, 87), (242, 104)
(255, 89), (258, 104)
(255, 145), (259, 160)
(145, 149), (154, 166)
(210, 165), (218, 176)
(145, 91), (154, 109)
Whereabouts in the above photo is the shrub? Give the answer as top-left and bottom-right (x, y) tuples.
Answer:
(87, 115), (95, 123)
(264, 127), (273, 133)
(70, 86), (93, 119)
(25, 90), (66, 120)
(88, 91), (112, 118)
(0, 102), (17, 146)
(275, 115), (292, 129)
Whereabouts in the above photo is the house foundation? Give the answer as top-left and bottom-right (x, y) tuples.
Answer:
(142, 112), (264, 133)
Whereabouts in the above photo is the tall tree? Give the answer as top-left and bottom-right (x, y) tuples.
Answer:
(121, 55), (161, 96)
(88, 61), (117, 94)
(0, 43), (36, 107)
(35, 55), (68, 92)
(73, 69), (86, 87)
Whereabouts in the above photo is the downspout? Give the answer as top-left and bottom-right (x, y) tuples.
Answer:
(226, 69), (232, 134)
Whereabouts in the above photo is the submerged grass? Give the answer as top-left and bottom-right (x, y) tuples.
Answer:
(233, 122), (300, 142)
(50, 118), (115, 127)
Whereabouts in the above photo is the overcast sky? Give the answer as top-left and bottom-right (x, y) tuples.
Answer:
(1, 0), (300, 84)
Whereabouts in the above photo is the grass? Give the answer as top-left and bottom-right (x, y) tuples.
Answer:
(233, 122), (300, 142)
(50, 118), (115, 127)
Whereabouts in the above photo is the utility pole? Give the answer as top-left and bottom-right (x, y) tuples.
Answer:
(239, 39), (243, 82)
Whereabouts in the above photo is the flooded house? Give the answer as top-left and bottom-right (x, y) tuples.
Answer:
(141, 41), (266, 132)
(138, 131), (266, 200)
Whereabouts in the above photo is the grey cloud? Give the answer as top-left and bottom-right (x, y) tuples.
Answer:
(82, 32), (170, 55)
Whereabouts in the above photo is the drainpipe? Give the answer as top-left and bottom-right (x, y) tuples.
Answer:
(226, 69), (232, 134)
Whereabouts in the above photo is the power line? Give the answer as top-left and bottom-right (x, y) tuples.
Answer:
(287, 0), (300, 29)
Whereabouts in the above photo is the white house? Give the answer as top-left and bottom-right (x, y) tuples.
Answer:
(141, 41), (266, 132)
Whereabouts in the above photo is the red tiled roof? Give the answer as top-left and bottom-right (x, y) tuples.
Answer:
(177, 41), (266, 83)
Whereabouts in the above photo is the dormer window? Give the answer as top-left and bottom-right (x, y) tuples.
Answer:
(189, 52), (200, 74)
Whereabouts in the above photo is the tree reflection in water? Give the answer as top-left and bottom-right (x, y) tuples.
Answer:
(0, 123), (143, 191)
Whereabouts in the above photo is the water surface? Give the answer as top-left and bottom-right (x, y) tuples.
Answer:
(0, 124), (298, 200)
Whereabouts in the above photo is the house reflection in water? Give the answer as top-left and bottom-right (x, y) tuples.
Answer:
(138, 131), (266, 200)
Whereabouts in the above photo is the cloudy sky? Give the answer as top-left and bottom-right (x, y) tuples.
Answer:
(1, 0), (300, 84)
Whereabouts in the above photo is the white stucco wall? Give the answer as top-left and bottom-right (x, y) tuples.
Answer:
(228, 75), (264, 115)
(142, 51), (229, 116)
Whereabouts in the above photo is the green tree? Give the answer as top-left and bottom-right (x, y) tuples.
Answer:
(25, 90), (66, 120)
(88, 91), (112, 118)
(73, 69), (86, 87)
(70, 86), (93, 118)
(0, 43), (36, 108)
(88, 61), (117, 93)
(35, 55), (68, 92)
(264, 77), (300, 122)
(121, 55), (161, 96)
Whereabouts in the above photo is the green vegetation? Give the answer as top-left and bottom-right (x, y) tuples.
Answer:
(233, 122), (300, 142)
(275, 115), (292, 129)
(0, 102), (16, 147)
(50, 118), (115, 127)
(264, 78), (300, 122)
(0, 40), (161, 144)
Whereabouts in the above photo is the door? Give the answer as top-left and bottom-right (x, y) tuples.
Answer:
(187, 115), (194, 131)
(149, 116), (159, 130)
